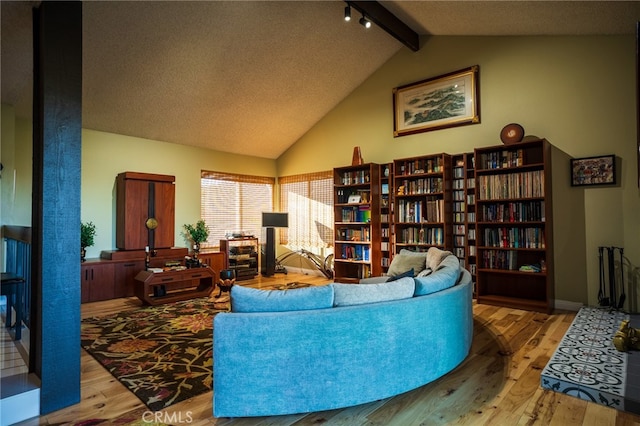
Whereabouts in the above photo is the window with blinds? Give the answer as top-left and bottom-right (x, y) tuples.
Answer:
(200, 171), (274, 248)
(278, 171), (333, 254)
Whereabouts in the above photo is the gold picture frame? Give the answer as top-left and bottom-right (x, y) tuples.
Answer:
(393, 65), (480, 137)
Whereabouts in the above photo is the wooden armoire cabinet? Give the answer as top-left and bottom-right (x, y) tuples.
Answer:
(116, 172), (175, 250)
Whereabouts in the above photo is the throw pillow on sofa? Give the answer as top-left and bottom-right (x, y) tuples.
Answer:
(230, 284), (334, 313)
(386, 249), (427, 277)
(414, 254), (460, 296)
(426, 246), (454, 271)
(332, 277), (415, 307)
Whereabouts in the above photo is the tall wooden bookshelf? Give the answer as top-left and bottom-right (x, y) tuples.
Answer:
(379, 163), (393, 274)
(392, 154), (452, 254)
(333, 163), (381, 282)
(474, 139), (554, 313)
(452, 153), (477, 295)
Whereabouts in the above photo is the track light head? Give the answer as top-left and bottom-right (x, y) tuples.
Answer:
(359, 14), (371, 29)
(344, 5), (351, 22)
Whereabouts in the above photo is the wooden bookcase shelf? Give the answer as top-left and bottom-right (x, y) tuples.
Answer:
(379, 163), (393, 274)
(474, 138), (554, 313)
(452, 152), (477, 296)
(392, 153), (452, 254)
(333, 163), (380, 282)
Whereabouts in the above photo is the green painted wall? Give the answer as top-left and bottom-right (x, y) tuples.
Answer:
(277, 35), (638, 307)
(81, 129), (277, 259)
(3, 35), (639, 307)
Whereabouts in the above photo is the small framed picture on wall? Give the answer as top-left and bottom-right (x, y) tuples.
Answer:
(570, 155), (616, 187)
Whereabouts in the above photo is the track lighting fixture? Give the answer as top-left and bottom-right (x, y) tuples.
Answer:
(359, 14), (371, 29)
(344, 5), (351, 22)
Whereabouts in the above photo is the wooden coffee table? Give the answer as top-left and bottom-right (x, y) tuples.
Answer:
(134, 267), (215, 305)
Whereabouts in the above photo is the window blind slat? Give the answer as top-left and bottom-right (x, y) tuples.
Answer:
(201, 171), (274, 248)
(279, 171), (333, 253)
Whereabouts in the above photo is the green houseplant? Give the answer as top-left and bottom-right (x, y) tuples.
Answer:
(183, 220), (209, 258)
(80, 221), (96, 261)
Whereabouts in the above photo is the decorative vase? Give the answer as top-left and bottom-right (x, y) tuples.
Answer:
(81, 247), (86, 262)
(193, 242), (200, 259)
(352, 146), (363, 166)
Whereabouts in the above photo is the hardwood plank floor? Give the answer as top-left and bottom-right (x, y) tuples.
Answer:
(14, 272), (640, 425)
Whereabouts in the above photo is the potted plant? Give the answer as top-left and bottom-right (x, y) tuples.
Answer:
(183, 219), (209, 258)
(80, 221), (96, 261)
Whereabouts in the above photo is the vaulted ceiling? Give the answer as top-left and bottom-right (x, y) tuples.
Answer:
(2, 1), (639, 159)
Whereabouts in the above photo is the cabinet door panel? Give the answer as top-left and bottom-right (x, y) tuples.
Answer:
(117, 179), (148, 250)
(81, 263), (115, 302)
(153, 182), (175, 249)
(114, 260), (145, 298)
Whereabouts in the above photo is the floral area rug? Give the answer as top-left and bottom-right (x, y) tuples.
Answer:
(81, 298), (225, 411)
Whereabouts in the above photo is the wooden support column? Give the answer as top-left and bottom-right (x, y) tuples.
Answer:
(31, 1), (82, 414)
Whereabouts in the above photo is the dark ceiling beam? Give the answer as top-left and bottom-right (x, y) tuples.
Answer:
(347, 1), (420, 52)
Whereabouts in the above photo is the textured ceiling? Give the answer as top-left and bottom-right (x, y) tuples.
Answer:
(2, 1), (640, 159)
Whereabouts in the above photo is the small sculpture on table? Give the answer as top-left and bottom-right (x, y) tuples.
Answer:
(212, 269), (235, 310)
(217, 269), (236, 296)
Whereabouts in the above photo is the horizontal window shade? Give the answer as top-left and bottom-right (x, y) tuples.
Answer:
(279, 171), (333, 252)
(201, 171), (274, 248)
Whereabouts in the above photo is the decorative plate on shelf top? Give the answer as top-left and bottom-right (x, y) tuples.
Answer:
(500, 123), (525, 144)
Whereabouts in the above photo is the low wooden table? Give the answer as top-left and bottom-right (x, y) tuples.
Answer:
(134, 267), (215, 305)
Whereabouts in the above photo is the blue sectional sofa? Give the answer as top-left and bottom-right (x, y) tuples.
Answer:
(213, 253), (473, 418)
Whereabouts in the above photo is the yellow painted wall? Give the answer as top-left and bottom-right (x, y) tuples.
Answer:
(81, 129), (277, 259)
(1, 105), (32, 227)
(3, 35), (639, 308)
(278, 35), (638, 307)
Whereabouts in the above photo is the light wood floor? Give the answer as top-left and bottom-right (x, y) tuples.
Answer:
(13, 272), (640, 425)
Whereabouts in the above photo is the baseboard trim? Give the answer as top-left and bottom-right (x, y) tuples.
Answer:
(554, 299), (584, 312)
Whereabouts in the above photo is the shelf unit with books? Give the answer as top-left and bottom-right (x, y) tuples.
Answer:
(379, 163), (393, 274)
(452, 152), (477, 295)
(333, 163), (381, 282)
(474, 138), (554, 313)
(392, 154), (452, 254)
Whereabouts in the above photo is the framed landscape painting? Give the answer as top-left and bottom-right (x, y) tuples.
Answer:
(393, 65), (480, 137)
(570, 155), (616, 186)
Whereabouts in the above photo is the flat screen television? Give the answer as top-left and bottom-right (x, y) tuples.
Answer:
(262, 212), (288, 228)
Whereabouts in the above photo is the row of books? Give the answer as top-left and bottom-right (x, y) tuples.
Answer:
(396, 199), (443, 223)
(478, 149), (525, 170)
(453, 201), (466, 213)
(477, 170), (544, 200)
(396, 227), (445, 245)
(452, 191), (476, 206)
(478, 201), (545, 222)
(336, 227), (371, 242)
(480, 250), (519, 270)
(396, 158), (444, 175)
(453, 224), (466, 235)
(452, 177), (476, 189)
(339, 206), (371, 223)
(482, 227), (546, 249)
(339, 244), (371, 261)
(338, 170), (370, 185)
(396, 178), (443, 195)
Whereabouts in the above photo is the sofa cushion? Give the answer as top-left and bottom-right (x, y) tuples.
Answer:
(426, 246), (454, 271)
(414, 254), (461, 296)
(386, 249), (426, 277)
(387, 268), (414, 282)
(332, 277), (415, 307)
(230, 284), (334, 313)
